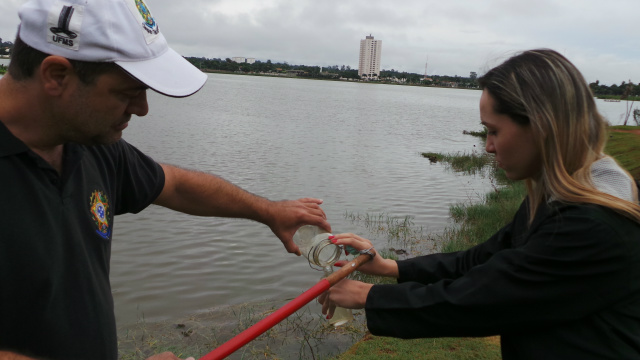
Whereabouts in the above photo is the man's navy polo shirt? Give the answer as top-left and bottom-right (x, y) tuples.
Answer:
(0, 121), (165, 360)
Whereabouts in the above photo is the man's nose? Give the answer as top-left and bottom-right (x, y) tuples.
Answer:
(127, 90), (149, 117)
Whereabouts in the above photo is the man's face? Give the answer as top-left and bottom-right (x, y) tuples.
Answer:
(59, 67), (149, 145)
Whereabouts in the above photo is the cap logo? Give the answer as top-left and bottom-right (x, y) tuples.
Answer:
(136, 0), (157, 32)
(126, 0), (160, 44)
(50, 6), (77, 39)
(47, 1), (84, 51)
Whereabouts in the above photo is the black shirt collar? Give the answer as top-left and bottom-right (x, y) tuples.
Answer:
(0, 120), (30, 157)
(0, 119), (85, 177)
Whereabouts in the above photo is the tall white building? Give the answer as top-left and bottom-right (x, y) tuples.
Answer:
(358, 35), (382, 79)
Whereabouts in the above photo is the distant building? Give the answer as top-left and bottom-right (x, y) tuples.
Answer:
(232, 57), (256, 64)
(358, 35), (382, 80)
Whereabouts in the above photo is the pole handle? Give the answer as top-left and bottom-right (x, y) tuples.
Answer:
(325, 253), (372, 286)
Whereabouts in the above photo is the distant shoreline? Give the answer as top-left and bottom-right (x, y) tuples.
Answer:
(201, 69), (482, 90)
(198, 70), (640, 99)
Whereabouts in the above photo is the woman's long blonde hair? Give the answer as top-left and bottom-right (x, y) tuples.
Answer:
(479, 49), (640, 223)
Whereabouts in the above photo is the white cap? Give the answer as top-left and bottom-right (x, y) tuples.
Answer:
(18, 0), (207, 97)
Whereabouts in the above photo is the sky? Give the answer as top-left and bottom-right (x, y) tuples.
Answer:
(1, 0), (638, 85)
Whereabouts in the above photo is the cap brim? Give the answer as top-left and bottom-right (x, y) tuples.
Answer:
(115, 48), (207, 98)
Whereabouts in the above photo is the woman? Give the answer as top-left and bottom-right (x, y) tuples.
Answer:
(319, 49), (640, 359)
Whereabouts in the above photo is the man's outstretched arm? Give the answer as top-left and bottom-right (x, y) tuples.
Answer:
(154, 164), (331, 255)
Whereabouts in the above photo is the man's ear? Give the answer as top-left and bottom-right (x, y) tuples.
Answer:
(39, 56), (75, 96)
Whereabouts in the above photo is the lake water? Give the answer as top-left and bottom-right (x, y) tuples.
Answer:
(112, 74), (491, 327)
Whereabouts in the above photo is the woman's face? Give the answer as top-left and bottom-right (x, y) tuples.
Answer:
(480, 90), (542, 180)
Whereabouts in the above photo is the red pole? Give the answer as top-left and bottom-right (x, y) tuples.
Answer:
(199, 254), (372, 360)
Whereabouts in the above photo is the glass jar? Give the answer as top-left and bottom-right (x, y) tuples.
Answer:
(293, 225), (354, 327)
(322, 267), (355, 327)
(293, 225), (341, 267)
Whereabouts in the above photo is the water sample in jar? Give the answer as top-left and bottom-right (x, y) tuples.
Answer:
(322, 266), (355, 327)
(293, 225), (354, 327)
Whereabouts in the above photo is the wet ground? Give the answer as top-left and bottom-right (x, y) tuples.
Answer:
(118, 298), (368, 360)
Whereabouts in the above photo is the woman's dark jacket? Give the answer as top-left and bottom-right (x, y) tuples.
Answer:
(366, 199), (640, 359)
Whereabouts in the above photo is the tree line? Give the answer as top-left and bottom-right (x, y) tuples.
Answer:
(184, 56), (481, 88)
(589, 80), (640, 98)
(184, 56), (640, 95)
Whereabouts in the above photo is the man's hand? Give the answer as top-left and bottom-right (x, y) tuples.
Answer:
(265, 198), (331, 255)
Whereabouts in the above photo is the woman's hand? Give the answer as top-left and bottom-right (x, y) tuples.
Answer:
(329, 233), (399, 278)
(318, 279), (373, 319)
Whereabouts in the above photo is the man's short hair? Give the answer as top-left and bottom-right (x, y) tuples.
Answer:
(8, 35), (117, 84)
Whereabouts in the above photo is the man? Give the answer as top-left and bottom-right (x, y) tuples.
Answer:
(0, 0), (330, 359)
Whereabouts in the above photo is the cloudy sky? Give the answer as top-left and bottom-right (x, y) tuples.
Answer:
(1, 0), (638, 85)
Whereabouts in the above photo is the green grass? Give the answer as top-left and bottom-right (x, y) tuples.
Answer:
(414, 151), (524, 254)
(343, 212), (428, 253)
(440, 180), (525, 253)
(462, 128), (488, 138)
(421, 151), (493, 176)
(596, 95), (640, 101)
(334, 335), (501, 360)
(606, 126), (640, 180)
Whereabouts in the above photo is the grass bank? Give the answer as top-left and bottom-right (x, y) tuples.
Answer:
(596, 95), (640, 101)
(607, 126), (640, 179)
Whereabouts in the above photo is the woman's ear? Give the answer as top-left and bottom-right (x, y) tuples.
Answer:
(39, 56), (75, 96)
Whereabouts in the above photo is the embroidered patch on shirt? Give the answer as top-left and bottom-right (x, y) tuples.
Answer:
(90, 190), (111, 240)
